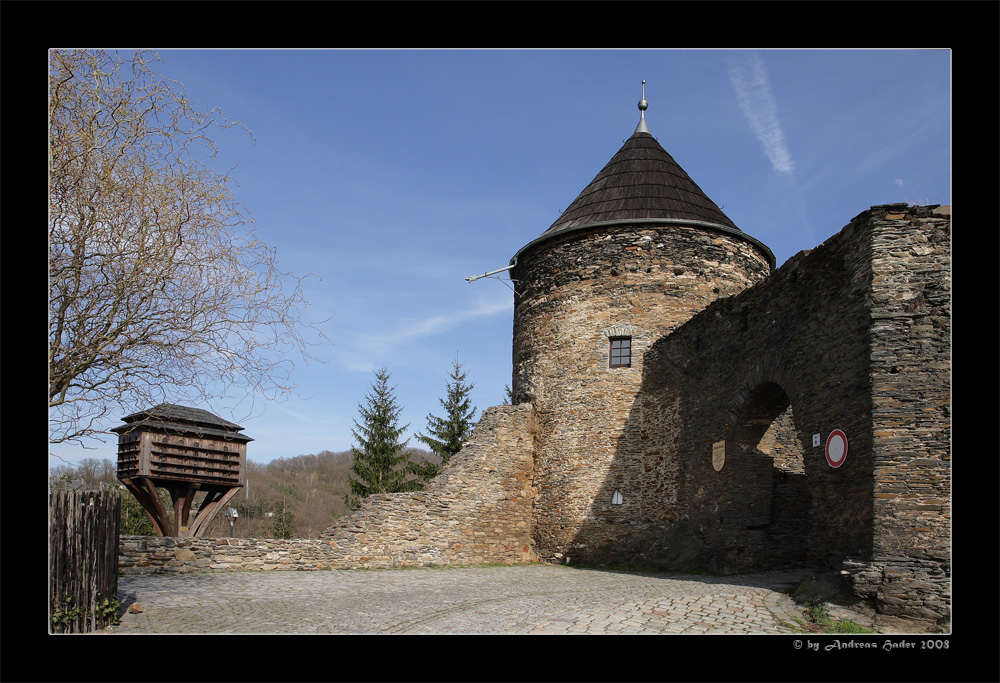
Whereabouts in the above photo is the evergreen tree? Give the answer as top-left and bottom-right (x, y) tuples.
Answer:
(271, 499), (296, 539)
(345, 367), (421, 509)
(414, 356), (477, 480)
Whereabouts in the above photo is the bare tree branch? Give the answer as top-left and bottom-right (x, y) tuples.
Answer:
(49, 49), (330, 446)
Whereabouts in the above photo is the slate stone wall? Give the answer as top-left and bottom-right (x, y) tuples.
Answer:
(851, 205), (951, 622)
(629, 209), (879, 574)
(119, 535), (343, 573)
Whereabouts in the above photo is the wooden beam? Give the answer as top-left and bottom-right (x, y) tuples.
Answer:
(170, 485), (197, 536)
(121, 478), (174, 536)
(120, 479), (160, 535)
(187, 490), (222, 537)
(142, 477), (175, 536)
(187, 486), (242, 537)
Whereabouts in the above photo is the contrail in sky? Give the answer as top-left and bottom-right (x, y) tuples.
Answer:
(728, 53), (795, 175)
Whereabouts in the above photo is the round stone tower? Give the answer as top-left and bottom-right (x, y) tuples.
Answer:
(510, 86), (776, 562)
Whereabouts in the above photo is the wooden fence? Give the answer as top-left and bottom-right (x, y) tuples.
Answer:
(49, 489), (121, 633)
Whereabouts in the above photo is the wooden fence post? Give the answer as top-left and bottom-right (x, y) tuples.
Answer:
(48, 489), (121, 633)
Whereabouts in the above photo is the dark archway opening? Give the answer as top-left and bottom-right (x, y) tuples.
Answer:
(732, 382), (810, 570)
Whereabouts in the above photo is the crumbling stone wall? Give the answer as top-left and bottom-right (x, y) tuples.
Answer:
(320, 403), (538, 568)
(119, 404), (539, 573)
(119, 535), (345, 573)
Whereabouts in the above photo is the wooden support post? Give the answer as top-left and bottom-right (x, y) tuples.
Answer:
(188, 486), (242, 537)
(122, 478), (175, 537)
(170, 485), (197, 536)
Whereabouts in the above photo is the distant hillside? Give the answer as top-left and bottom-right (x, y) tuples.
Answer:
(49, 448), (441, 540)
(203, 447), (441, 539)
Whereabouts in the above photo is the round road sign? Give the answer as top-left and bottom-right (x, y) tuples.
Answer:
(825, 429), (848, 468)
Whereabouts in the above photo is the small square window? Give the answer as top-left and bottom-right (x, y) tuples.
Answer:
(609, 336), (631, 368)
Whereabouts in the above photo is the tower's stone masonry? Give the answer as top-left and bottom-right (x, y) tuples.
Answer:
(511, 224), (771, 561)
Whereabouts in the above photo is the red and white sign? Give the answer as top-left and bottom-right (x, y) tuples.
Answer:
(825, 429), (848, 468)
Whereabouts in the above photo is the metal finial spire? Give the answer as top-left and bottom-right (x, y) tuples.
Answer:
(633, 80), (650, 135)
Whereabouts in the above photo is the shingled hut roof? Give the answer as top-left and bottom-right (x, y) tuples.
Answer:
(112, 403), (253, 442)
(514, 87), (775, 268)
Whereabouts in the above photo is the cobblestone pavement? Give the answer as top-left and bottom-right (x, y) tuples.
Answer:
(104, 565), (812, 635)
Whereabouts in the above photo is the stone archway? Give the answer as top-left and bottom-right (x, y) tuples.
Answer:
(731, 382), (809, 570)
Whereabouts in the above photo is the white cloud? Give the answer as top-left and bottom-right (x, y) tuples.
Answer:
(341, 292), (512, 372)
(728, 53), (796, 175)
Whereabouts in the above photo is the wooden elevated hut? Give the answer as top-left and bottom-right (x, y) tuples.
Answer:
(113, 403), (252, 537)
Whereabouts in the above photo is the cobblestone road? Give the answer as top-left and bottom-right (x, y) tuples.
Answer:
(105, 565), (811, 635)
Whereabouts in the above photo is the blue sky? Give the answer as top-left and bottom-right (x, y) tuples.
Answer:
(50, 48), (951, 468)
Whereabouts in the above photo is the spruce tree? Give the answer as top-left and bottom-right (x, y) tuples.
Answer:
(414, 356), (477, 480)
(271, 499), (296, 539)
(345, 367), (421, 510)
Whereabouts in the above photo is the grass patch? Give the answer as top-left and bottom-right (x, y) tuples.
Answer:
(808, 603), (876, 634)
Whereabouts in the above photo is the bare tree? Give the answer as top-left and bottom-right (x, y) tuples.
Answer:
(49, 49), (328, 446)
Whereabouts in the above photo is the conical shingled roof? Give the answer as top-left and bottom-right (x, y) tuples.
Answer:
(511, 89), (775, 269)
(542, 131), (741, 238)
